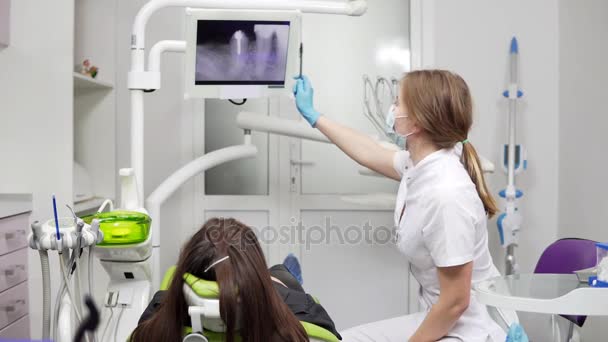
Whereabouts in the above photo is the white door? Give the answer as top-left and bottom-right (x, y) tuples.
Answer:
(196, 0), (418, 331)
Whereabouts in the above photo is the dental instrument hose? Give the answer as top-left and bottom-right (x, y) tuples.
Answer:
(75, 254), (84, 324)
(88, 246), (94, 307)
(60, 250), (83, 322)
(39, 250), (51, 339)
(113, 306), (126, 342)
(69, 231), (84, 318)
(100, 308), (114, 342)
(53, 279), (66, 341)
(88, 254), (98, 342)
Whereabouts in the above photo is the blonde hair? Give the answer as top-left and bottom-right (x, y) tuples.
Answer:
(401, 70), (498, 218)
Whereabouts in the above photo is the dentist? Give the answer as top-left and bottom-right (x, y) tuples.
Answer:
(293, 70), (505, 342)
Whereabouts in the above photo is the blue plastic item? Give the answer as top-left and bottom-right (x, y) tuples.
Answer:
(502, 89), (524, 99)
(589, 276), (608, 288)
(293, 75), (321, 127)
(497, 213), (506, 245)
(510, 37), (519, 54)
(499, 189), (524, 199)
(52, 195), (61, 240)
(502, 145), (524, 170)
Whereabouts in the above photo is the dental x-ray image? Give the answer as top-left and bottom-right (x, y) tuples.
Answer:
(195, 20), (291, 85)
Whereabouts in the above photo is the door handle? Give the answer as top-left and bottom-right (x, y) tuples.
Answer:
(290, 159), (315, 166)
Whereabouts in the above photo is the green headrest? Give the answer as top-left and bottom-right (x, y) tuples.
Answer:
(161, 267), (339, 342)
(160, 266), (220, 299)
(183, 272), (220, 299)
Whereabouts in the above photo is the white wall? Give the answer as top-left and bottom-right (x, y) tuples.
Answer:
(0, 0), (74, 337)
(558, 0), (608, 241)
(558, 0), (608, 340)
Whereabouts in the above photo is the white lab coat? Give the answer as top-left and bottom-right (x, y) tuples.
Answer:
(341, 148), (506, 342)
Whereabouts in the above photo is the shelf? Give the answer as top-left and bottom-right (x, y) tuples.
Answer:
(73, 72), (113, 90)
(74, 197), (112, 216)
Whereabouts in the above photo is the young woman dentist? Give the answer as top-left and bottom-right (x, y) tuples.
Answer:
(293, 70), (506, 342)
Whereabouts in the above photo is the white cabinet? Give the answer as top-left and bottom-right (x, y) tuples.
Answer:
(0, 194), (31, 339)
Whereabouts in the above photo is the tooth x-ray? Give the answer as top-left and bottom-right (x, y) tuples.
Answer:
(195, 20), (291, 85)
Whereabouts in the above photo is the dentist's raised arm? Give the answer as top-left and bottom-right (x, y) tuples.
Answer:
(293, 76), (400, 181)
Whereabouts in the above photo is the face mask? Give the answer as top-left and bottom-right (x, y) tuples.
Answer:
(386, 104), (415, 148)
(385, 104), (397, 135)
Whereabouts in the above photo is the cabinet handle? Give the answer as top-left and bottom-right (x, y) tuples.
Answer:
(2, 299), (25, 313)
(4, 265), (25, 277)
(4, 229), (25, 241)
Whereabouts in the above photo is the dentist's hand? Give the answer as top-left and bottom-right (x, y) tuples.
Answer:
(293, 75), (321, 127)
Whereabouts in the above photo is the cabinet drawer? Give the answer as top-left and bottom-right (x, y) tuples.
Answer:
(0, 315), (29, 339)
(0, 214), (29, 256)
(0, 249), (27, 292)
(0, 282), (28, 330)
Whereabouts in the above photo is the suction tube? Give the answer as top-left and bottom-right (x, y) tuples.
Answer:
(39, 250), (51, 339)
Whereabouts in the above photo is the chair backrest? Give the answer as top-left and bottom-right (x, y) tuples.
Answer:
(534, 238), (598, 274)
(534, 238), (598, 328)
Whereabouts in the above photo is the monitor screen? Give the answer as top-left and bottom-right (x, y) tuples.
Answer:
(195, 20), (291, 86)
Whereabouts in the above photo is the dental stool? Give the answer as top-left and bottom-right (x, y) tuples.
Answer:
(160, 267), (340, 342)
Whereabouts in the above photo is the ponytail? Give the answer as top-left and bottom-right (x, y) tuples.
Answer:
(460, 142), (498, 218)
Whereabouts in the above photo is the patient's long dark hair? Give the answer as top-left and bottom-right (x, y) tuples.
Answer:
(131, 218), (308, 342)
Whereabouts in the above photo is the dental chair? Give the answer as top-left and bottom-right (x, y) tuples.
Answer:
(160, 267), (340, 342)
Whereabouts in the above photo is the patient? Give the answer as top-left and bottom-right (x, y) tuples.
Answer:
(131, 217), (340, 342)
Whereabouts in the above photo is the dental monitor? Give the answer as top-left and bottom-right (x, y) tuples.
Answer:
(185, 9), (302, 99)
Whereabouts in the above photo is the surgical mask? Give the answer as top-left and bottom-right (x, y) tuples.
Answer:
(385, 104), (397, 135)
(386, 104), (415, 148)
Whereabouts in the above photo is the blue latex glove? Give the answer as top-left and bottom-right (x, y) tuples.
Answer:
(292, 75), (321, 127)
(506, 323), (529, 342)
